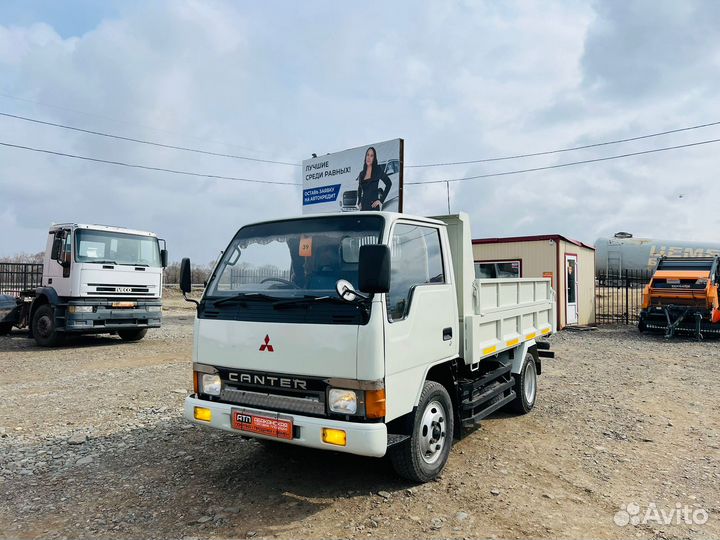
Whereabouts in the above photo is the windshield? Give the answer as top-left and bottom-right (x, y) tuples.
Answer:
(206, 215), (384, 298)
(75, 229), (161, 267)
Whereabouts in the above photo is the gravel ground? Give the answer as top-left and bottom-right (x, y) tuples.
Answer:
(1, 314), (719, 539)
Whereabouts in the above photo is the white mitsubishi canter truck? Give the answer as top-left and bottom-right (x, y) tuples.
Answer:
(181, 212), (555, 481)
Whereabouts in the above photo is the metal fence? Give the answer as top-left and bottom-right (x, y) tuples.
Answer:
(229, 267), (291, 287)
(595, 269), (652, 325)
(0, 263), (43, 296)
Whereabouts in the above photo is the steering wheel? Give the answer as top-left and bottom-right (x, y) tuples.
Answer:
(260, 277), (300, 289)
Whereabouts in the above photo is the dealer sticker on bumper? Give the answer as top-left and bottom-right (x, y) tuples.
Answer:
(231, 409), (293, 440)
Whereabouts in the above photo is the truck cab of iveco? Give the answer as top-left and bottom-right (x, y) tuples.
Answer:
(1, 223), (168, 346)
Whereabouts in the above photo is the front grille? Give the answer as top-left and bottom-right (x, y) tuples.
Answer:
(220, 387), (325, 415)
(651, 279), (705, 290)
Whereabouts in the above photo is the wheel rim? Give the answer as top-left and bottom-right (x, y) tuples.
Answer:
(523, 360), (537, 404)
(37, 314), (53, 338)
(419, 399), (447, 465)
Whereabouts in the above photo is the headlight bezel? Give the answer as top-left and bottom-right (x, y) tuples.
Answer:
(201, 373), (222, 396)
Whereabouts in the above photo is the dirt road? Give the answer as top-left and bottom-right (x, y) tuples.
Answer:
(1, 314), (719, 539)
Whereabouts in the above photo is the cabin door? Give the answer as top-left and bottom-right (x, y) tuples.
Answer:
(565, 255), (578, 325)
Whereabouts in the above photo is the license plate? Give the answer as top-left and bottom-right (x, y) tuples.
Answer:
(112, 301), (136, 308)
(231, 409), (293, 440)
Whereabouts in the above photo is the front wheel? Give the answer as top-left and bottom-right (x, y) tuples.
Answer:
(508, 353), (537, 414)
(32, 304), (65, 347)
(389, 381), (454, 483)
(118, 328), (148, 342)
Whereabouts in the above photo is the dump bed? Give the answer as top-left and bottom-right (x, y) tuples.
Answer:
(434, 212), (556, 365)
(463, 278), (555, 365)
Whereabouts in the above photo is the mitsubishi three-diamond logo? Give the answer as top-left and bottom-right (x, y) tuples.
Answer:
(259, 334), (274, 352)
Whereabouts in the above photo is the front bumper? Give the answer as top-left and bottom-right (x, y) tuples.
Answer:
(64, 299), (162, 332)
(184, 395), (388, 457)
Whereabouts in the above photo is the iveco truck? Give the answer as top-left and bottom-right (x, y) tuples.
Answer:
(181, 212), (555, 481)
(0, 223), (167, 346)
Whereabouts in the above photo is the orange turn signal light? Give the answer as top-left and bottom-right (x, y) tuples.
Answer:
(365, 388), (386, 419)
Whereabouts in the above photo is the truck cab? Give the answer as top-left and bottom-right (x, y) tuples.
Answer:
(1, 223), (167, 346)
(639, 255), (720, 338)
(182, 212), (554, 481)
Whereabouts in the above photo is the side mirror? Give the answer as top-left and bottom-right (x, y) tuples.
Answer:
(160, 249), (168, 268)
(51, 238), (63, 260)
(358, 245), (391, 294)
(179, 258), (192, 294)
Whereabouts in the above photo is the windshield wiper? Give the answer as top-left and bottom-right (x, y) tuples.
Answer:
(87, 259), (119, 265)
(212, 292), (278, 306)
(272, 295), (347, 309)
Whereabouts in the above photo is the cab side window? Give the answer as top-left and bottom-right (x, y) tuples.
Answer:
(386, 224), (444, 321)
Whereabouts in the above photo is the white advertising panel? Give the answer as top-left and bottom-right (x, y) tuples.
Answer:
(301, 139), (404, 214)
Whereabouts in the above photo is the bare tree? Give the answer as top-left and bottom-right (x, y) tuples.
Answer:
(0, 252), (44, 263)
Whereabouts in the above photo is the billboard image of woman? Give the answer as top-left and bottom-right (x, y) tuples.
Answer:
(356, 146), (393, 211)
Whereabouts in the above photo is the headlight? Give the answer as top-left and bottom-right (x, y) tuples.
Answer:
(201, 374), (221, 396)
(328, 388), (357, 414)
(696, 278), (708, 285)
(68, 305), (93, 313)
(147, 305), (162, 312)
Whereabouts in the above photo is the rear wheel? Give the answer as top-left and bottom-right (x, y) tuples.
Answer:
(509, 353), (537, 414)
(389, 381), (454, 483)
(118, 328), (148, 342)
(0, 322), (12, 336)
(32, 304), (65, 347)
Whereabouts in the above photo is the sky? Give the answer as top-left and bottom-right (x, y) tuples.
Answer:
(1, 0), (719, 264)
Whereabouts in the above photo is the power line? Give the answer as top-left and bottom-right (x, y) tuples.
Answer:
(0, 91), (272, 156)
(3, 136), (719, 189)
(405, 137), (720, 184)
(0, 111), (300, 167)
(406, 120), (720, 168)
(0, 141), (300, 186)
(5, 99), (719, 175)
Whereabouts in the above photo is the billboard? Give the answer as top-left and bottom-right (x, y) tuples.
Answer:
(301, 138), (404, 214)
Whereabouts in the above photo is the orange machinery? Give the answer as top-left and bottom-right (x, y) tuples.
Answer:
(639, 256), (720, 339)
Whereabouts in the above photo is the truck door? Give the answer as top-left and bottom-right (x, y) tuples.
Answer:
(383, 222), (458, 420)
(48, 228), (73, 296)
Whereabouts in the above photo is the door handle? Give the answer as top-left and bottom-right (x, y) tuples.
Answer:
(443, 327), (452, 341)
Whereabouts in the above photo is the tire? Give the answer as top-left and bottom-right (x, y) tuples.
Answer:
(509, 353), (537, 414)
(0, 322), (12, 336)
(389, 381), (454, 483)
(118, 328), (148, 342)
(32, 304), (65, 347)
